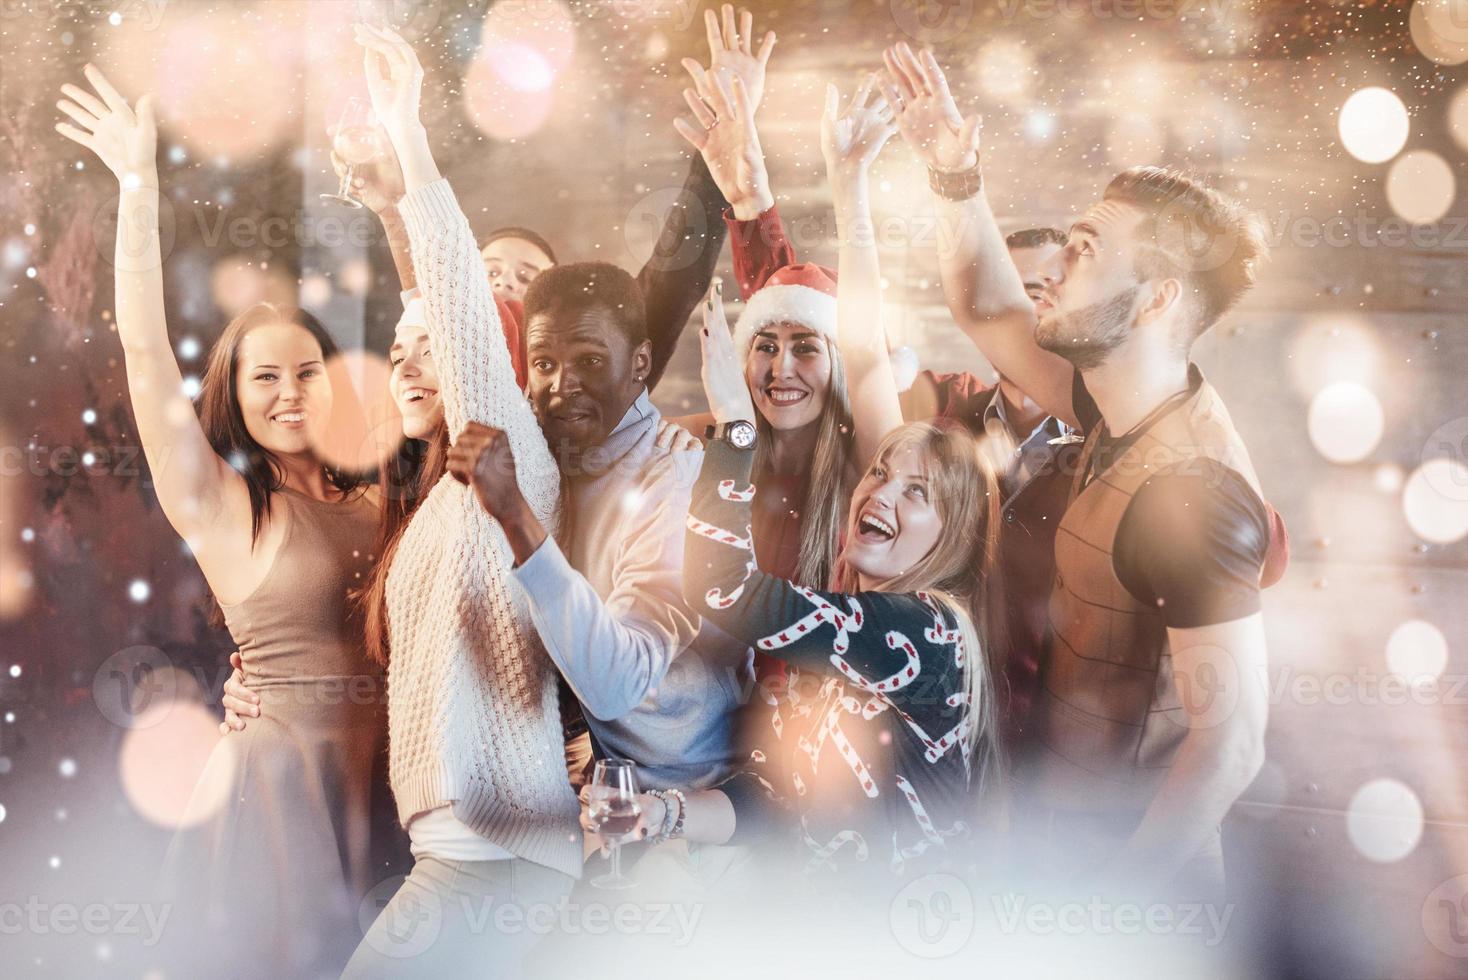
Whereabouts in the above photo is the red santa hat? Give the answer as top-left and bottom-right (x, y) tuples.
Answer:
(732, 263), (838, 356)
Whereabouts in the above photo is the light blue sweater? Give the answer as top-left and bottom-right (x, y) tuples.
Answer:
(511, 392), (753, 790)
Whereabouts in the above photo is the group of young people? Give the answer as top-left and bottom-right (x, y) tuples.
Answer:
(56, 6), (1287, 976)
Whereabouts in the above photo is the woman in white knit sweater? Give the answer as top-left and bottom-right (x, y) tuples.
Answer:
(340, 25), (580, 979)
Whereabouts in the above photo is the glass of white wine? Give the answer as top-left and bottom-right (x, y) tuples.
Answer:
(586, 759), (642, 890)
(321, 97), (378, 209)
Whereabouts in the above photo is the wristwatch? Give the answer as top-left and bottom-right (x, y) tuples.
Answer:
(706, 420), (757, 450)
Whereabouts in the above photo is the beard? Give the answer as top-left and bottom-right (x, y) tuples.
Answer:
(1035, 285), (1140, 371)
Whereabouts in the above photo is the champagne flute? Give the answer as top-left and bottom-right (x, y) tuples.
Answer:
(321, 97), (378, 208)
(586, 759), (642, 890)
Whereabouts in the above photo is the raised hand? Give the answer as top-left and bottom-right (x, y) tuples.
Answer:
(330, 129), (406, 215)
(674, 65), (772, 220)
(821, 74), (897, 181)
(354, 22), (424, 142)
(697, 282), (756, 426)
(55, 65), (157, 182)
(683, 4), (776, 116)
(880, 42), (981, 174)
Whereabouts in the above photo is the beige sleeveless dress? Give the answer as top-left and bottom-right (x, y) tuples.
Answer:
(161, 486), (385, 978)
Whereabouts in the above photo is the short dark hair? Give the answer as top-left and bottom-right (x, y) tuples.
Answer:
(1005, 227), (1067, 250)
(522, 261), (647, 346)
(483, 225), (558, 266)
(1103, 166), (1268, 342)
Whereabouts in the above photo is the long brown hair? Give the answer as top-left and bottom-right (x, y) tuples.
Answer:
(831, 421), (1006, 794)
(357, 420), (449, 666)
(197, 303), (365, 622)
(750, 336), (856, 589)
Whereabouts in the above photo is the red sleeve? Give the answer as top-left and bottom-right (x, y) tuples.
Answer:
(1259, 502), (1290, 589)
(899, 369), (994, 427)
(725, 204), (796, 300)
(495, 294), (527, 390)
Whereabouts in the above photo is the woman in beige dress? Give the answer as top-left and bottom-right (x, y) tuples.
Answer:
(57, 67), (386, 977)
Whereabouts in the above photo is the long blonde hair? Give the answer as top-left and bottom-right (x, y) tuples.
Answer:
(751, 337), (856, 589)
(832, 421), (1005, 794)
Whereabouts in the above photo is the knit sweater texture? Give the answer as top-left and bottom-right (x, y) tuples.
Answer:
(386, 179), (580, 879)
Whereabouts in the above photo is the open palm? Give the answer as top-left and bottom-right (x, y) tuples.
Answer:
(354, 23), (424, 140)
(821, 76), (897, 177)
(55, 65), (157, 181)
(881, 43), (981, 173)
(674, 69), (765, 206)
(685, 4), (776, 115)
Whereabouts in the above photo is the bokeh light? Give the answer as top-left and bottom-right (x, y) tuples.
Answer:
(210, 257), (295, 318)
(1386, 150), (1456, 225)
(1346, 778), (1424, 863)
(1338, 88), (1410, 164)
(1106, 114), (1167, 168)
(1450, 84), (1468, 154)
(973, 40), (1035, 102)
(1410, 0), (1468, 66)
(1403, 458), (1468, 543)
(1288, 317), (1383, 400)
(313, 350), (403, 474)
(1386, 620), (1450, 686)
(100, 2), (302, 162)
(119, 700), (234, 829)
(1307, 382), (1385, 464)
(464, 0), (575, 141)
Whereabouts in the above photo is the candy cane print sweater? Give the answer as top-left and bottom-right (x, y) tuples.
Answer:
(686, 439), (978, 877)
(388, 179), (580, 879)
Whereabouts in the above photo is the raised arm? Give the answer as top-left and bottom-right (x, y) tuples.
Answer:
(821, 76), (904, 469)
(882, 43), (1078, 427)
(56, 67), (240, 538)
(636, 153), (728, 394)
(637, 6), (778, 390)
(357, 24), (556, 517)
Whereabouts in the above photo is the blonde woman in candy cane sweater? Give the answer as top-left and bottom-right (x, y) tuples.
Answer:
(340, 26), (577, 979)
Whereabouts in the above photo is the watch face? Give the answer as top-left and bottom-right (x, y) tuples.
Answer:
(730, 422), (755, 448)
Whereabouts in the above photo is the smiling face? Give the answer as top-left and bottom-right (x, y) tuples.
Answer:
(1033, 200), (1151, 371)
(234, 321), (333, 456)
(842, 442), (945, 589)
(389, 321), (441, 440)
(525, 306), (650, 458)
(481, 236), (554, 302)
(744, 322), (832, 432)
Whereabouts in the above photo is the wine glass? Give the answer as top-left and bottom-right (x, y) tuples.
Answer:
(585, 759), (641, 890)
(321, 97), (378, 208)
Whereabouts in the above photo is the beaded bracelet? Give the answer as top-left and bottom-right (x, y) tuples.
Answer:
(927, 159), (984, 201)
(647, 790), (678, 839)
(664, 788), (688, 840)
